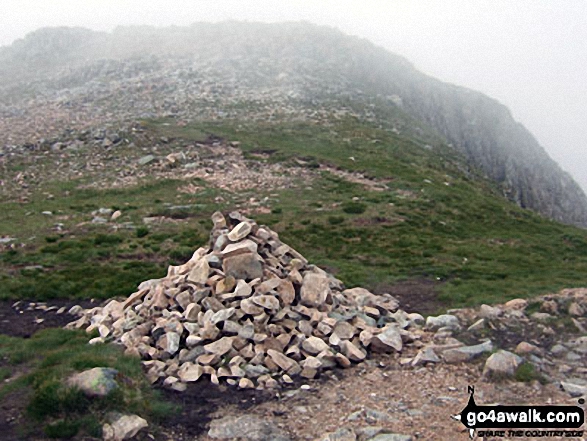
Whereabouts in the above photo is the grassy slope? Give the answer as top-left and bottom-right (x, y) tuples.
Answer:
(1, 116), (587, 309)
(0, 329), (174, 438)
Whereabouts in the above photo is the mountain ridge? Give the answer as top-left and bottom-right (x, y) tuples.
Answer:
(1, 22), (586, 227)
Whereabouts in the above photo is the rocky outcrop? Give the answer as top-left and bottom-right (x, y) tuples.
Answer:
(2, 22), (586, 226)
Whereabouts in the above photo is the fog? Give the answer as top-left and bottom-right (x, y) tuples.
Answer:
(1, 0), (586, 192)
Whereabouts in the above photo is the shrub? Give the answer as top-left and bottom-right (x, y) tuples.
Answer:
(342, 201), (367, 214)
(135, 227), (149, 238)
(328, 216), (345, 225)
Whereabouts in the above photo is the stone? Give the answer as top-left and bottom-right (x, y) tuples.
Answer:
(216, 276), (237, 294)
(302, 336), (330, 355)
(102, 413), (148, 441)
(515, 341), (541, 355)
(138, 154), (156, 165)
(267, 349), (299, 372)
(211, 211), (227, 229)
(478, 304), (503, 319)
(365, 408), (393, 423)
(319, 427), (357, 441)
(411, 347), (440, 366)
(333, 321), (356, 340)
(550, 343), (568, 356)
(238, 377), (255, 389)
(241, 298), (264, 315)
(341, 340), (366, 362)
(222, 239), (258, 257)
(300, 272), (331, 307)
(158, 332), (180, 355)
(211, 308), (236, 325)
(68, 367), (118, 397)
(568, 302), (585, 317)
(228, 222), (253, 241)
(184, 303), (201, 321)
(187, 258), (210, 285)
(223, 253), (264, 280)
(541, 300), (558, 314)
(178, 363), (204, 382)
(371, 325), (402, 352)
(276, 280), (296, 305)
(442, 340), (493, 363)
(234, 279), (253, 298)
(204, 337), (234, 356)
(467, 319), (485, 332)
(560, 380), (587, 397)
(67, 211), (427, 391)
(335, 353), (352, 368)
(530, 312), (552, 322)
(407, 313), (425, 326)
(252, 295), (280, 311)
(208, 415), (291, 440)
(504, 298), (528, 310)
(425, 314), (461, 331)
(483, 350), (524, 379)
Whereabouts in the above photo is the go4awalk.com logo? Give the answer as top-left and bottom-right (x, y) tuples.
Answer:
(452, 386), (585, 439)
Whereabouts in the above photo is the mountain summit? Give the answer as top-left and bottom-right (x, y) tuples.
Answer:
(1, 22), (586, 227)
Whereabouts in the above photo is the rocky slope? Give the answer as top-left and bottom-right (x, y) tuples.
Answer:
(1, 22), (586, 227)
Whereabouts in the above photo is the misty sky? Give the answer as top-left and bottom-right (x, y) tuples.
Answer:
(1, 0), (586, 192)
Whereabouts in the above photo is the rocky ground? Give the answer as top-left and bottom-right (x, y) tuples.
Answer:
(2, 289), (586, 441)
(3, 213), (584, 441)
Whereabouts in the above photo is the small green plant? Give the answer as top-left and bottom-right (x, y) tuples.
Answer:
(342, 201), (367, 214)
(514, 363), (547, 384)
(135, 227), (149, 238)
(93, 234), (123, 246)
(328, 215), (345, 225)
(271, 207), (283, 214)
(44, 420), (80, 439)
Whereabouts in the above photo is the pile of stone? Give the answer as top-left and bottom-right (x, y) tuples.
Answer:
(67, 211), (421, 391)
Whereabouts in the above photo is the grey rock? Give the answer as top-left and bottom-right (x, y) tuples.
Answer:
(355, 426), (384, 440)
(223, 253), (264, 280)
(560, 380), (587, 397)
(68, 367), (118, 397)
(319, 427), (357, 441)
(302, 336), (330, 355)
(300, 272), (331, 307)
(425, 314), (461, 331)
(102, 413), (148, 441)
(483, 350), (524, 379)
(478, 304), (503, 319)
(227, 222), (253, 241)
(365, 408), (393, 423)
(411, 347), (440, 366)
(550, 344), (568, 356)
(371, 325), (402, 352)
(208, 415), (291, 440)
(530, 312), (552, 322)
(138, 154), (156, 165)
(442, 340), (493, 363)
(187, 259), (210, 285)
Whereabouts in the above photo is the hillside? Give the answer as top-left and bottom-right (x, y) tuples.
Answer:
(1, 22), (586, 227)
(1, 22), (587, 441)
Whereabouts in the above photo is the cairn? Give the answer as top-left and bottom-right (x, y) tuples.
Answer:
(68, 211), (419, 391)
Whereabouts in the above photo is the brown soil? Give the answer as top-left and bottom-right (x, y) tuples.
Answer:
(373, 279), (447, 315)
(0, 299), (97, 338)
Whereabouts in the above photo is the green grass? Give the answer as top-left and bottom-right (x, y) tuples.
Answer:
(2, 116), (587, 310)
(0, 328), (176, 438)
